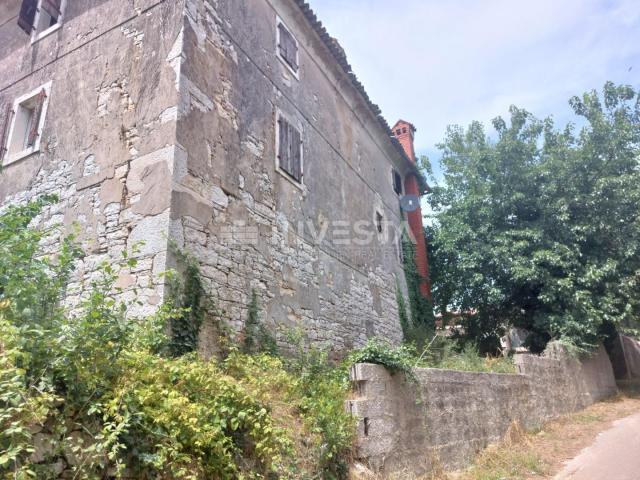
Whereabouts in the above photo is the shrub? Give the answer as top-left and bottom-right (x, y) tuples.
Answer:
(0, 198), (355, 479)
(349, 337), (515, 380)
(348, 339), (419, 380)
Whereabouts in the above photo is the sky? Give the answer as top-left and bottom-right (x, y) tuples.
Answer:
(308, 0), (640, 179)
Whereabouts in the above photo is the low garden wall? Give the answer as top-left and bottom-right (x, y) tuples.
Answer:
(347, 344), (617, 476)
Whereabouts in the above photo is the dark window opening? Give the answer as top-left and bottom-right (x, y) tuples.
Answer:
(18, 0), (62, 36)
(395, 128), (402, 136)
(376, 211), (383, 234)
(278, 22), (299, 72)
(393, 169), (402, 195)
(18, 0), (38, 33)
(277, 115), (303, 183)
(402, 127), (407, 134)
(363, 417), (370, 437)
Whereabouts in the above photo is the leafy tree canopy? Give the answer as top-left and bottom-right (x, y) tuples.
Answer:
(427, 82), (640, 352)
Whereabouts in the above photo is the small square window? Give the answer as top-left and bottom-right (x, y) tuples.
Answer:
(1, 82), (52, 166)
(277, 18), (299, 75)
(276, 112), (303, 184)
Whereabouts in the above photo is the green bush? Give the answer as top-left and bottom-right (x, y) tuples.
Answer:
(349, 337), (515, 380)
(0, 198), (355, 479)
(348, 339), (419, 379)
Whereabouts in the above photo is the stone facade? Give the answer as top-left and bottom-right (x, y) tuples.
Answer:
(0, 0), (420, 355)
(348, 344), (617, 476)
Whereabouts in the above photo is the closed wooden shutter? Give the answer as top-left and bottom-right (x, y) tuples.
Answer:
(27, 89), (47, 147)
(18, 0), (38, 34)
(0, 104), (13, 160)
(42, 0), (62, 15)
(278, 116), (288, 173)
(290, 126), (302, 182)
(278, 23), (298, 72)
(278, 116), (303, 183)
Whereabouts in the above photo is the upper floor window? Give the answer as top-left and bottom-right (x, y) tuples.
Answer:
(0, 82), (52, 167)
(276, 18), (299, 76)
(18, 0), (65, 43)
(276, 112), (303, 184)
(392, 169), (402, 195)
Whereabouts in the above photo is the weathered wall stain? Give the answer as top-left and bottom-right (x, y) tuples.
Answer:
(349, 344), (618, 476)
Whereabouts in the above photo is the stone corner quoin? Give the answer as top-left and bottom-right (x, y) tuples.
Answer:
(0, 0), (431, 356)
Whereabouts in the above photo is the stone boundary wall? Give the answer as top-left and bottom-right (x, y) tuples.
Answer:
(347, 345), (617, 477)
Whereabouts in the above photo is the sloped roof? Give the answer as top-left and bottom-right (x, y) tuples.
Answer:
(292, 1), (426, 188)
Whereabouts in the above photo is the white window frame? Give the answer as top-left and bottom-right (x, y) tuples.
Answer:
(31, 0), (67, 44)
(275, 16), (300, 80)
(2, 81), (52, 167)
(275, 109), (304, 189)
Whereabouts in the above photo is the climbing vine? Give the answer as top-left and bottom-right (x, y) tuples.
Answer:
(395, 280), (411, 339)
(242, 289), (278, 355)
(166, 244), (207, 356)
(401, 233), (435, 344)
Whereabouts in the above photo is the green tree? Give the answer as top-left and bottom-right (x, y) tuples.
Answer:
(428, 82), (640, 352)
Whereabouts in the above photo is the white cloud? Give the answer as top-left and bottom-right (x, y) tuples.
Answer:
(309, 0), (640, 158)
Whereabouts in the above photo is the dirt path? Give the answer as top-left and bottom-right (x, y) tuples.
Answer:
(554, 411), (640, 480)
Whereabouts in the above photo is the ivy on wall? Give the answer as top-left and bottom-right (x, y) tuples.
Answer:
(400, 234), (435, 343)
(167, 245), (207, 356)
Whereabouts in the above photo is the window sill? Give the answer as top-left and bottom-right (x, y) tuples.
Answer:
(31, 23), (61, 44)
(275, 167), (306, 193)
(2, 147), (39, 167)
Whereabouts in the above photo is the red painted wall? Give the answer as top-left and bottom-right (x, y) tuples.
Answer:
(392, 120), (432, 299)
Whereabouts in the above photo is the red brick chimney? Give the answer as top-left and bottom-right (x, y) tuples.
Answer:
(391, 120), (432, 299)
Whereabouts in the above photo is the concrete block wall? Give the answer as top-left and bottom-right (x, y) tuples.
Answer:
(347, 344), (617, 476)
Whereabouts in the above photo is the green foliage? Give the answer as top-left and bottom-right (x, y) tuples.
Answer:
(242, 289), (278, 356)
(395, 281), (411, 338)
(284, 343), (354, 478)
(167, 245), (207, 356)
(108, 350), (292, 479)
(349, 339), (420, 380)
(349, 338), (515, 380)
(428, 82), (640, 352)
(0, 198), (354, 479)
(227, 348), (355, 479)
(401, 234), (436, 346)
(0, 318), (61, 479)
(423, 337), (515, 374)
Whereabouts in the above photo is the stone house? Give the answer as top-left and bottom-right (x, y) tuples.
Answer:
(0, 0), (429, 355)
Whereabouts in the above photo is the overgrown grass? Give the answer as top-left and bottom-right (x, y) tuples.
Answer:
(349, 338), (515, 379)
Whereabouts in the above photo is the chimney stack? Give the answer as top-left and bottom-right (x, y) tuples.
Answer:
(391, 120), (432, 300)
(392, 120), (417, 163)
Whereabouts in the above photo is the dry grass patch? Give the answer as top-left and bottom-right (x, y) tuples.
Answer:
(437, 389), (640, 480)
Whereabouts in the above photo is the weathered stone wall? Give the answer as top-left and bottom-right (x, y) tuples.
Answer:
(348, 344), (617, 476)
(0, 0), (185, 314)
(171, 0), (410, 356)
(1, 0), (412, 354)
